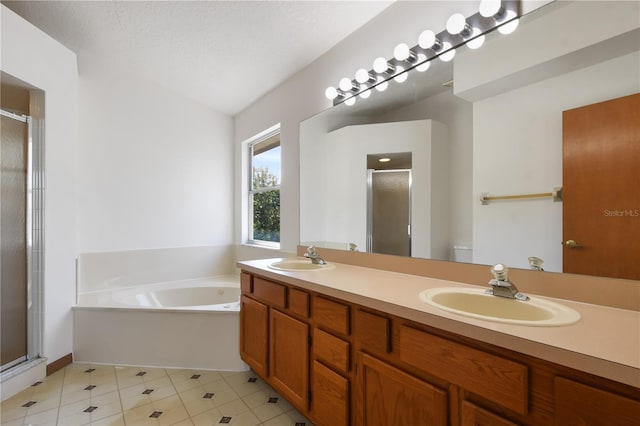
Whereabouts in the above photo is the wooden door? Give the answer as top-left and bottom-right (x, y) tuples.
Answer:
(239, 295), (269, 377)
(562, 93), (640, 279)
(358, 352), (447, 426)
(269, 309), (309, 412)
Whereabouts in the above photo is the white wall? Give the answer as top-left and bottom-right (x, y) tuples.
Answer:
(1, 5), (78, 364)
(77, 59), (234, 254)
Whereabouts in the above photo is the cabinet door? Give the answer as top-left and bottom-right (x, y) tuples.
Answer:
(312, 360), (349, 426)
(270, 309), (309, 411)
(240, 295), (268, 377)
(555, 377), (640, 425)
(359, 352), (447, 426)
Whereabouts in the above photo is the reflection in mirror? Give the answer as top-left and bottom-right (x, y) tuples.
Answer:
(367, 153), (412, 256)
(301, 119), (449, 260)
(300, 0), (640, 280)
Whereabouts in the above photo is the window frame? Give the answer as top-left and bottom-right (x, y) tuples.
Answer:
(246, 126), (281, 248)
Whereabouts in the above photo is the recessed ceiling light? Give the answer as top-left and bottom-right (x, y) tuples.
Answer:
(379, 158), (391, 163)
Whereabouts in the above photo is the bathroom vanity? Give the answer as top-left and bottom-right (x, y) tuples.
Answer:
(238, 258), (640, 426)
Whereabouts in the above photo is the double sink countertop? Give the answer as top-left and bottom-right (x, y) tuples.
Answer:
(238, 257), (640, 388)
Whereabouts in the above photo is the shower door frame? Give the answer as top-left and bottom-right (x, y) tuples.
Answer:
(1, 108), (44, 373)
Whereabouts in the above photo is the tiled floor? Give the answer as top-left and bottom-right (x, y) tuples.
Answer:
(1, 363), (314, 426)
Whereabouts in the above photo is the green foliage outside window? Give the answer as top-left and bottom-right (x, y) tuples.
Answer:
(253, 167), (280, 242)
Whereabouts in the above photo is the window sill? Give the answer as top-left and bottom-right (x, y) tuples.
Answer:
(243, 242), (281, 251)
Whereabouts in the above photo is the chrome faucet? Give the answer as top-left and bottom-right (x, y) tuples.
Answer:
(304, 245), (327, 265)
(485, 263), (530, 301)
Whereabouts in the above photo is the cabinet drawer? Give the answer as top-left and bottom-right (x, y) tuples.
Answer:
(253, 277), (286, 309)
(313, 328), (349, 375)
(555, 377), (640, 425)
(313, 297), (350, 336)
(399, 326), (528, 416)
(240, 272), (253, 293)
(289, 288), (310, 318)
(355, 309), (391, 354)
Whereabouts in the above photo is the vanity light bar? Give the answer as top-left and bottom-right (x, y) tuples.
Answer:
(325, 0), (521, 106)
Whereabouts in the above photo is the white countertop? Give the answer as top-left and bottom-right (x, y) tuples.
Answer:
(239, 257), (640, 388)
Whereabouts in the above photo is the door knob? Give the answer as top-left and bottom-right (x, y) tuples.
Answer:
(565, 239), (580, 248)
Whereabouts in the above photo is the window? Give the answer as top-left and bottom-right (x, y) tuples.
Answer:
(248, 129), (281, 246)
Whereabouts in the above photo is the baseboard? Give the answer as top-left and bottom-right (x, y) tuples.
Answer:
(47, 353), (73, 376)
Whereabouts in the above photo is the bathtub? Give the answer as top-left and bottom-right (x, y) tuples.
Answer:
(73, 275), (248, 371)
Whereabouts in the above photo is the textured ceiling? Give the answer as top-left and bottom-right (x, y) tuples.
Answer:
(3, 0), (393, 115)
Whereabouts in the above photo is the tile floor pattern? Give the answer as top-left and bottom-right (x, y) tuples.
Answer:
(1, 363), (314, 426)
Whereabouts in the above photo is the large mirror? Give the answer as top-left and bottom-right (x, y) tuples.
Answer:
(300, 0), (640, 279)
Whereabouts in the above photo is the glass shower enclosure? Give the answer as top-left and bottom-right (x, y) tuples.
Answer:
(1, 109), (43, 374)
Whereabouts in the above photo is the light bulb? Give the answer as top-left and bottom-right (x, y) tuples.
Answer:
(339, 77), (353, 92)
(344, 95), (356, 106)
(446, 13), (468, 35)
(439, 42), (455, 62)
(466, 28), (485, 49)
(373, 57), (393, 74)
(498, 11), (519, 35)
(375, 76), (388, 92)
(418, 30), (437, 49)
(325, 86), (338, 100)
(393, 43), (411, 61)
(479, 0), (502, 17)
(359, 87), (371, 99)
(355, 68), (371, 84)
(415, 53), (430, 72)
(393, 66), (407, 83)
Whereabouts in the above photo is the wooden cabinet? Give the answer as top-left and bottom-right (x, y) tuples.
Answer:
(239, 295), (268, 377)
(240, 270), (640, 426)
(359, 352), (447, 426)
(269, 309), (309, 411)
(239, 276), (312, 415)
(399, 325), (528, 416)
(554, 377), (640, 426)
(311, 297), (352, 426)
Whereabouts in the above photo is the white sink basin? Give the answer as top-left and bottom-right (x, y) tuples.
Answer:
(268, 259), (335, 272)
(419, 287), (580, 326)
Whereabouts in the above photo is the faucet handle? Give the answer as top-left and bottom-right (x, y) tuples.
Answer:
(490, 263), (509, 281)
(304, 245), (317, 258)
(528, 256), (544, 271)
